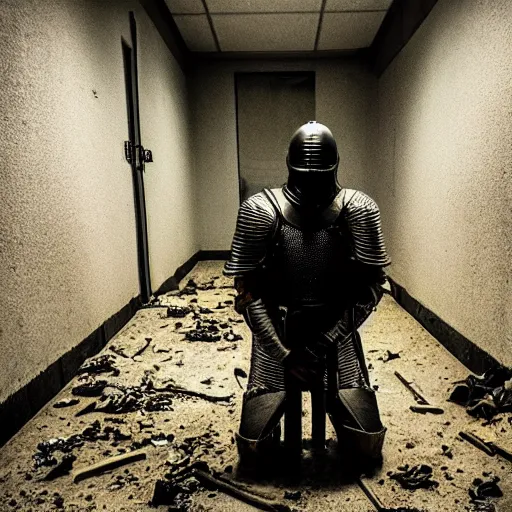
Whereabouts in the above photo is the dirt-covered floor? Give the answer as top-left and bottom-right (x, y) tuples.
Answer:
(0, 261), (510, 512)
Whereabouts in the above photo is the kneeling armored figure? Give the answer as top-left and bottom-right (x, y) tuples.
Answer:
(224, 121), (391, 466)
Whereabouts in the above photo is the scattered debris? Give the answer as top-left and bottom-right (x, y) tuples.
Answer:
(383, 350), (401, 363)
(53, 398), (80, 409)
(234, 367), (248, 389)
(185, 320), (222, 342)
(388, 464), (439, 490)
(33, 435), (84, 470)
(109, 345), (130, 358)
(132, 337), (151, 359)
(151, 479), (192, 508)
(394, 371), (430, 405)
(469, 475), (503, 501)
(154, 382), (233, 403)
(409, 405), (444, 414)
(78, 354), (120, 376)
(73, 449), (147, 483)
(167, 305), (192, 318)
(441, 445), (453, 459)
(75, 401), (98, 416)
(150, 433), (174, 447)
(449, 366), (512, 419)
(42, 454), (76, 481)
(72, 378), (108, 397)
(223, 330), (243, 342)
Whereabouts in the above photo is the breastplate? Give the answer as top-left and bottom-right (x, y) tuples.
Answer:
(264, 188), (354, 307)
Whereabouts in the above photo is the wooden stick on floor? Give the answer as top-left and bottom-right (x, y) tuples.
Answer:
(73, 449), (147, 483)
(193, 469), (291, 512)
(356, 478), (385, 512)
(394, 371), (430, 405)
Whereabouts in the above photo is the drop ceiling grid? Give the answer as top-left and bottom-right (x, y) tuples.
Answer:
(205, 0), (323, 14)
(166, 0), (392, 53)
(318, 11), (387, 50)
(212, 13), (320, 52)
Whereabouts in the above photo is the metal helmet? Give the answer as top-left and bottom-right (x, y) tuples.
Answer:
(287, 121), (339, 172)
(285, 121), (340, 208)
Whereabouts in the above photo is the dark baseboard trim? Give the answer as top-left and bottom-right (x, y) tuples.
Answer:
(390, 278), (501, 375)
(154, 251), (202, 296)
(0, 295), (141, 448)
(0, 250), (233, 447)
(154, 250), (231, 296)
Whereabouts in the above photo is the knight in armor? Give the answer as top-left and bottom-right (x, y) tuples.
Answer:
(223, 121), (391, 466)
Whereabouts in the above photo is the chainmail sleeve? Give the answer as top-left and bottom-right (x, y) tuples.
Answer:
(344, 190), (391, 267)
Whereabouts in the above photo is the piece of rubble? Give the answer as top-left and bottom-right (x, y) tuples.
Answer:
(469, 476), (503, 501)
(42, 454), (76, 481)
(223, 330), (243, 342)
(167, 305), (192, 318)
(53, 398), (80, 409)
(78, 354), (120, 376)
(185, 328), (221, 342)
(449, 366), (512, 419)
(72, 379), (108, 397)
(388, 464), (439, 490)
(410, 405), (444, 414)
(383, 350), (401, 363)
(33, 436), (84, 469)
(441, 445), (453, 459)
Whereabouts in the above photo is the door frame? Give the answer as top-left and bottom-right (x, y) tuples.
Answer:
(122, 12), (152, 303)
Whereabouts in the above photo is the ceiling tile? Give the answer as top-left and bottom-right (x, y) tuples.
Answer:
(325, 0), (392, 11)
(165, 0), (204, 14)
(212, 13), (319, 51)
(318, 11), (386, 49)
(173, 15), (217, 51)
(206, 0), (322, 13)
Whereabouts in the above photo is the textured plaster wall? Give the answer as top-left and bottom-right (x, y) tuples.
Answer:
(190, 59), (377, 250)
(137, 14), (198, 292)
(0, 0), (197, 402)
(375, 0), (512, 365)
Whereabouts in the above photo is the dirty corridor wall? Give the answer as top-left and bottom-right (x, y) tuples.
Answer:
(0, 0), (197, 403)
(190, 59), (378, 251)
(375, 0), (512, 365)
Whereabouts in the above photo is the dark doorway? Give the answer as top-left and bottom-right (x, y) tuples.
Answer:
(235, 72), (316, 203)
(122, 13), (151, 303)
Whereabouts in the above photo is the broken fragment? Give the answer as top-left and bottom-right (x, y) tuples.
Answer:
(388, 464), (439, 490)
(53, 398), (80, 409)
(167, 305), (192, 318)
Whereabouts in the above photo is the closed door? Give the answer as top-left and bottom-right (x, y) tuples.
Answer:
(235, 72), (316, 202)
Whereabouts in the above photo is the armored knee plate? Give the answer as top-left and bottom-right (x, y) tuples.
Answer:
(237, 391), (286, 465)
(328, 387), (386, 460)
